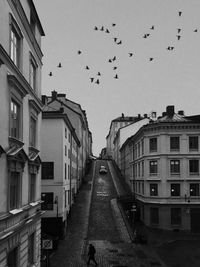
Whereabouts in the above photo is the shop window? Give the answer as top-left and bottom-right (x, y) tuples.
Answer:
(171, 208), (181, 225)
(150, 207), (159, 224)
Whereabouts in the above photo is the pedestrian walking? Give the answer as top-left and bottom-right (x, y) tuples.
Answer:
(87, 243), (98, 266)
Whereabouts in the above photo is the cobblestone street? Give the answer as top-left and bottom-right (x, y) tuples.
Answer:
(50, 160), (166, 267)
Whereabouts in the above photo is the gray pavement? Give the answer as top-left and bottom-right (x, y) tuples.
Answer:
(50, 160), (166, 267)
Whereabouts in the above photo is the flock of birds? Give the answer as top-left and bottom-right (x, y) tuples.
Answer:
(48, 10), (199, 85)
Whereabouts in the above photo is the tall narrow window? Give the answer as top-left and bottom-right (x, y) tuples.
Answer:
(7, 247), (18, 267)
(30, 116), (37, 147)
(41, 192), (53, 210)
(150, 207), (159, 224)
(189, 160), (199, 175)
(10, 27), (20, 67)
(149, 137), (157, 152)
(171, 208), (181, 225)
(149, 160), (158, 175)
(170, 160), (180, 174)
(189, 136), (198, 151)
(170, 136), (180, 150)
(10, 172), (20, 210)
(190, 184), (199, 196)
(30, 59), (37, 91)
(42, 162), (54, 179)
(29, 174), (36, 202)
(150, 184), (158, 196)
(28, 233), (35, 265)
(171, 184), (180, 196)
(10, 100), (20, 138)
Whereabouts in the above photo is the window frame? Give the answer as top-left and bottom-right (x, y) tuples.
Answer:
(149, 137), (157, 152)
(150, 183), (158, 196)
(29, 173), (36, 203)
(171, 208), (182, 225)
(170, 160), (180, 175)
(42, 162), (54, 180)
(29, 116), (37, 147)
(190, 183), (199, 196)
(170, 183), (180, 197)
(189, 159), (199, 175)
(170, 136), (180, 151)
(41, 192), (54, 210)
(150, 207), (159, 224)
(189, 136), (198, 151)
(149, 160), (158, 175)
(9, 171), (21, 210)
(29, 54), (37, 91)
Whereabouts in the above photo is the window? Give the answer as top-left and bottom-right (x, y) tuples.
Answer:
(29, 57), (37, 91)
(149, 160), (157, 175)
(29, 174), (36, 202)
(10, 15), (22, 68)
(10, 100), (20, 139)
(142, 139), (144, 155)
(42, 162), (54, 179)
(170, 160), (180, 174)
(28, 233), (35, 265)
(170, 136), (180, 150)
(65, 163), (67, 179)
(41, 192), (53, 210)
(30, 13), (36, 35)
(171, 208), (181, 225)
(30, 116), (37, 147)
(142, 161), (144, 176)
(68, 165), (70, 179)
(150, 207), (159, 224)
(7, 247), (18, 267)
(65, 190), (67, 207)
(10, 172), (20, 210)
(65, 145), (67, 156)
(189, 160), (199, 175)
(189, 136), (198, 151)
(190, 184), (199, 196)
(150, 184), (158, 196)
(171, 184), (180, 196)
(149, 137), (157, 152)
(65, 128), (67, 139)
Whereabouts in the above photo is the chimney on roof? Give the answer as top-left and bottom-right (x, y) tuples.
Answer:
(138, 114), (141, 118)
(166, 105), (175, 117)
(121, 113), (124, 118)
(144, 114), (148, 118)
(41, 95), (48, 105)
(178, 110), (184, 116)
(51, 90), (57, 101)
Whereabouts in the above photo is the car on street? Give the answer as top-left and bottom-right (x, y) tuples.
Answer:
(99, 165), (108, 174)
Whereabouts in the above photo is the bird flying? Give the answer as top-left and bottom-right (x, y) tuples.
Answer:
(100, 26), (104, 31)
(97, 72), (101, 76)
(49, 72), (53, 76)
(94, 26), (98, 30)
(90, 78), (94, 82)
(112, 23), (116, 27)
(95, 79), (100, 84)
(150, 25), (154, 30)
(57, 63), (62, 68)
(114, 74), (118, 79)
(113, 66), (117, 70)
(85, 66), (90, 70)
(149, 58), (154, 61)
(129, 53), (133, 57)
(176, 35), (181, 40)
(116, 40), (122, 45)
(177, 28), (181, 33)
(105, 29), (110, 33)
(178, 11), (182, 16)
(78, 50), (82, 54)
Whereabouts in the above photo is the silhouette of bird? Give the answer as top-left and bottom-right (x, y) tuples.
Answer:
(176, 35), (181, 40)
(97, 72), (101, 76)
(90, 78), (94, 82)
(85, 66), (90, 70)
(113, 66), (117, 70)
(95, 79), (100, 84)
(94, 26), (98, 30)
(57, 62), (62, 68)
(113, 56), (116, 61)
(167, 46), (174, 51)
(150, 25), (154, 30)
(100, 26), (104, 31)
(49, 72), (53, 76)
(113, 37), (118, 42)
(149, 58), (154, 61)
(129, 53), (133, 57)
(105, 29), (110, 33)
(194, 29), (198, 32)
(117, 40), (122, 45)
(143, 34), (147, 38)
(177, 28), (181, 33)
(78, 50), (82, 55)
(112, 23), (116, 27)
(108, 59), (112, 63)
(178, 11), (182, 17)
(114, 74), (118, 79)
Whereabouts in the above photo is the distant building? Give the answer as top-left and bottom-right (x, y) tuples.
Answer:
(41, 107), (80, 240)
(106, 113), (143, 159)
(121, 106), (200, 232)
(0, 0), (44, 266)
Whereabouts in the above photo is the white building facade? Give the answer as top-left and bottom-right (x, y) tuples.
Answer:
(0, 0), (44, 266)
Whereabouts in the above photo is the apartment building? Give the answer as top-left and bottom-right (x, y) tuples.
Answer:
(41, 107), (80, 240)
(106, 113), (143, 160)
(42, 91), (93, 187)
(0, 0), (44, 266)
(121, 106), (200, 232)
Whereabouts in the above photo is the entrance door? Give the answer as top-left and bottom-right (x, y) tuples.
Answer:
(191, 208), (200, 233)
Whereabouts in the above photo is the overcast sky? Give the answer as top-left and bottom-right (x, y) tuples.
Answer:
(34, 0), (200, 156)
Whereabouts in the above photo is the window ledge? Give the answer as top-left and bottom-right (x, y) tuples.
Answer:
(9, 208), (23, 215)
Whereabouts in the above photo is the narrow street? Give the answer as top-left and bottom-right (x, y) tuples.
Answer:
(49, 160), (165, 267)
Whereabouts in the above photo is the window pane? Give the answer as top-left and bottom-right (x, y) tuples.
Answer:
(7, 247), (18, 267)
(189, 136), (198, 150)
(30, 174), (36, 202)
(150, 184), (158, 196)
(10, 172), (20, 210)
(10, 100), (20, 138)
(170, 137), (180, 150)
(171, 184), (180, 196)
(190, 184), (199, 196)
(42, 162), (54, 179)
(149, 138), (157, 152)
(30, 117), (36, 147)
(28, 233), (35, 264)
(149, 161), (157, 175)
(170, 160), (180, 174)
(189, 160), (199, 174)
(10, 27), (20, 67)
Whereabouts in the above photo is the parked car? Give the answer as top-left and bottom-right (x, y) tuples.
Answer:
(99, 165), (108, 174)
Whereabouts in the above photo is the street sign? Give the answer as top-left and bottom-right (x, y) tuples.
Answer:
(42, 239), (53, 250)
